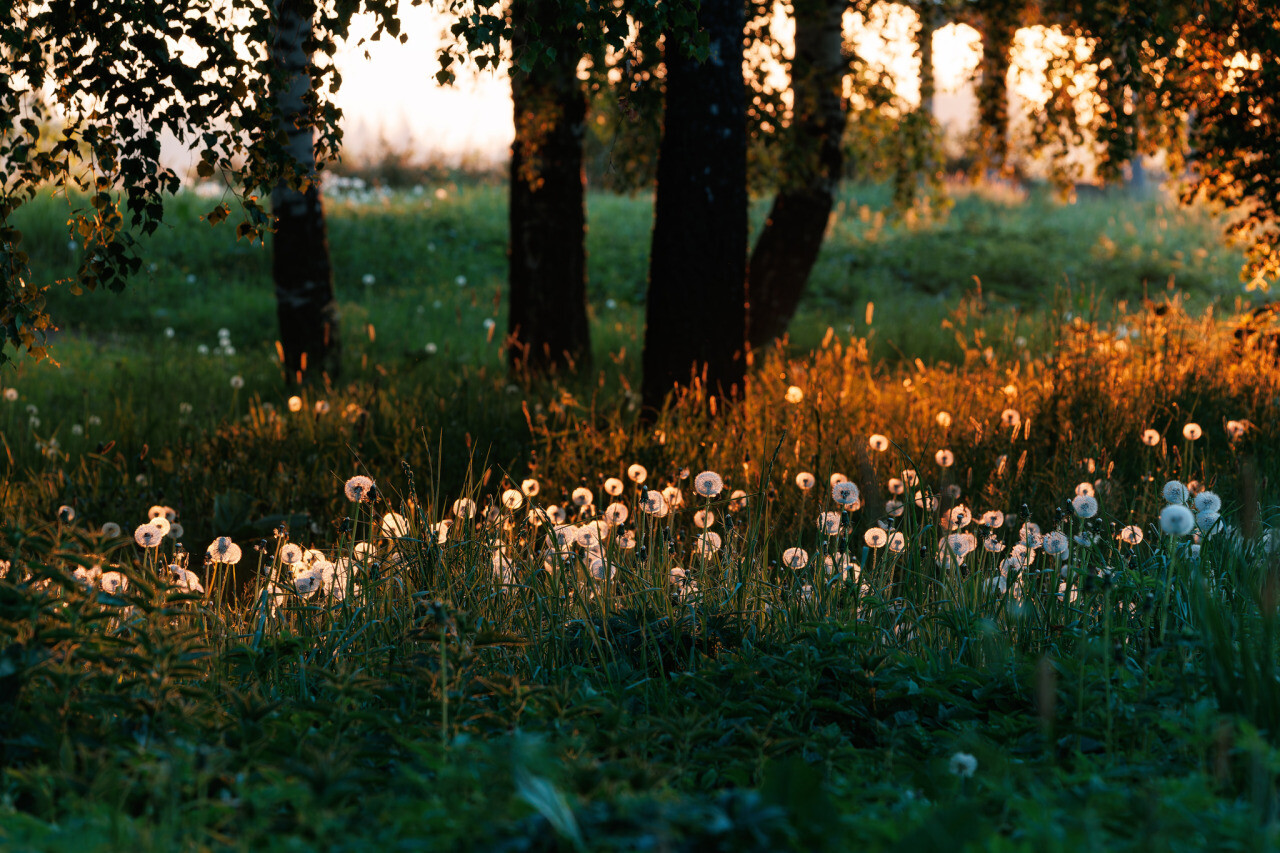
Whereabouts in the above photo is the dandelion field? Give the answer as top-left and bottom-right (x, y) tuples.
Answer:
(3, 180), (1280, 850)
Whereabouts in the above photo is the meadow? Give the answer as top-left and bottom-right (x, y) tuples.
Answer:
(2, 177), (1280, 851)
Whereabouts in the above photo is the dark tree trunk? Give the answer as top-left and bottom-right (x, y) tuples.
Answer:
(746, 0), (847, 350)
(508, 0), (590, 374)
(641, 0), (747, 410)
(271, 0), (339, 384)
(974, 5), (1017, 177)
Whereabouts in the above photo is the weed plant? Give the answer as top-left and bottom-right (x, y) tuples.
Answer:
(1, 183), (1278, 850)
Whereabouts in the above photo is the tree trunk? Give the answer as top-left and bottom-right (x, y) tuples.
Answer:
(508, 0), (590, 375)
(745, 0), (847, 351)
(271, 0), (340, 385)
(642, 0), (748, 410)
(974, 5), (1017, 177)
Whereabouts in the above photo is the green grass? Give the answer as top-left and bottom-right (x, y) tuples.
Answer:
(2, 179), (1279, 851)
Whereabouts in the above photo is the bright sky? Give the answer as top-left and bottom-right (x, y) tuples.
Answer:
(161, 3), (1095, 176)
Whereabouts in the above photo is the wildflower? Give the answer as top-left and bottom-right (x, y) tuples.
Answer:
(1193, 491), (1221, 514)
(947, 505), (972, 529)
(1071, 494), (1098, 518)
(901, 469), (919, 487)
(782, 547), (809, 569)
(1226, 420), (1247, 440)
(230, 375), (244, 389)
(627, 464), (648, 484)
(728, 489), (748, 511)
(135, 524), (163, 548)
(830, 472), (848, 486)
(1000, 409), (1021, 428)
(816, 511), (842, 536)
(1183, 422), (1202, 441)
(661, 485), (685, 510)
(832, 480), (861, 507)
(170, 565), (205, 594)
(1009, 544), (1035, 567)
(344, 475), (375, 502)
(207, 536), (243, 564)
(521, 478), (540, 497)
(940, 533), (977, 562)
(604, 502), (629, 525)
(2, 388), (15, 402)
(1162, 480), (1189, 504)
(287, 396), (302, 412)
(1042, 531), (1070, 558)
(936, 411), (952, 428)
(150, 517), (172, 537)
(868, 434), (890, 452)
(983, 533), (1004, 553)
(1074, 482), (1095, 498)
(616, 530), (636, 549)
(1119, 525), (1144, 545)
(1019, 523), (1043, 549)
(588, 557), (618, 582)
(1196, 510), (1221, 533)
(571, 487), (594, 507)
(693, 471), (723, 497)
(887, 478), (905, 495)
(502, 489), (524, 511)
(887, 531), (906, 553)
(281, 543), (304, 564)
(885, 500), (905, 517)
(73, 565), (102, 588)
(914, 490), (939, 511)
(101, 522), (121, 538)
(693, 508), (715, 529)
(382, 512), (410, 537)
(1142, 429), (1160, 446)
(1159, 505), (1195, 536)
(452, 497), (477, 519)
(948, 752), (978, 779)
(865, 527), (889, 548)
(694, 531), (722, 554)
(795, 472), (816, 491)
(640, 490), (667, 516)
(935, 449), (955, 467)
(294, 566), (324, 597)
(604, 477), (624, 496)
(785, 385), (804, 404)
(57, 505), (75, 523)
(100, 571), (129, 595)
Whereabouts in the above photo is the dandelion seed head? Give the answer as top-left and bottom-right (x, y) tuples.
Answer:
(1226, 420), (1247, 440)
(521, 478), (540, 497)
(1160, 504), (1195, 536)
(901, 469), (919, 487)
(381, 512), (410, 537)
(1000, 409), (1021, 428)
(287, 396), (303, 412)
(502, 489), (524, 511)
(868, 434), (889, 452)
(1119, 525), (1144, 545)
(865, 527), (888, 548)
(57, 505), (75, 523)
(949, 752), (978, 778)
(832, 480), (861, 507)
(694, 471), (724, 497)
(980, 510), (1005, 528)
(1142, 429), (1160, 446)
(948, 505), (972, 529)
(1042, 531), (1070, 557)
(604, 477), (624, 496)
(693, 508), (715, 529)
(452, 497), (477, 519)
(344, 475), (375, 503)
(571, 487), (594, 507)
(885, 499), (905, 517)
(230, 375), (244, 389)
(149, 517), (171, 537)
(887, 478), (905, 495)
(816, 511), (842, 536)
(784, 385), (804, 404)
(604, 502), (629, 525)
(1193, 491), (1222, 514)
(2, 388), (16, 402)
(782, 547), (809, 569)
(1162, 480), (1189, 504)
(627, 464), (648, 484)
(935, 449), (955, 468)
(101, 522), (121, 538)
(887, 531), (906, 553)
(1071, 494), (1098, 518)
(1183, 422), (1202, 441)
